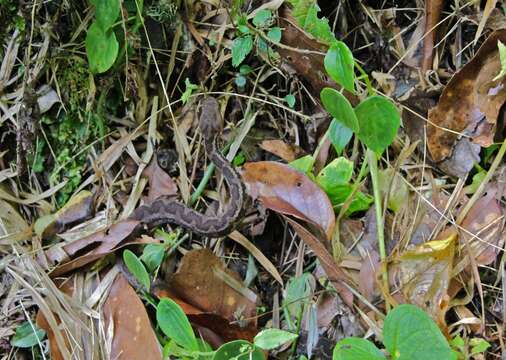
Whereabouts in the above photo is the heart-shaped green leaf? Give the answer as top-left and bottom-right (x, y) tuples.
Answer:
(383, 304), (456, 360)
(333, 337), (386, 360)
(320, 88), (359, 133)
(85, 22), (119, 74)
(324, 42), (355, 93)
(355, 96), (400, 154)
(157, 298), (199, 352)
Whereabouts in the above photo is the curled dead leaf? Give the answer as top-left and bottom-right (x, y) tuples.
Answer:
(428, 29), (506, 176)
(240, 161), (335, 239)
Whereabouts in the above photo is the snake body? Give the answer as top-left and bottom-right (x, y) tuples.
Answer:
(128, 97), (244, 237)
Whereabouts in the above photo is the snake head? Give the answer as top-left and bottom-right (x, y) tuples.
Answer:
(199, 97), (224, 139)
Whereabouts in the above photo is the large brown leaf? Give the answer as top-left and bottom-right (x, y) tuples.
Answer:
(103, 274), (162, 360)
(240, 161), (335, 239)
(168, 249), (258, 328)
(428, 30), (506, 176)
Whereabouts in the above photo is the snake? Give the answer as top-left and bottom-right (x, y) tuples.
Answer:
(128, 97), (245, 237)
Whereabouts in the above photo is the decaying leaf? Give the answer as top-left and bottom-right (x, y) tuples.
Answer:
(259, 139), (305, 162)
(427, 30), (506, 177)
(103, 274), (163, 360)
(390, 233), (456, 330)
(240, 161), (335, 239)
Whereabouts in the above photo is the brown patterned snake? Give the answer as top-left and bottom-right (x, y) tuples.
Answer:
(128, 97), (245, 237)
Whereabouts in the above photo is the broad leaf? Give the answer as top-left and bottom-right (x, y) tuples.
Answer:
(289, 155), (314, 175)
(324, 42), (355, 93)
(320, 88), (358, 133)
(254, 329), (298, 350)
(355, 96), (400, 154)
(328, 119), (353, 154)
(213, 340), (265, 360)
(10, 322), (46, 348)
(333, 337), (386, 360)
(267, 27), (282, 43)
(290, 0), (335, 45)
(140, 243), (165, 272)
(383, 304), (456, 360)
(156, 298), (199, 351)
(317, 157), (353, 188)
(252, 9), (272, 27)
(123, 249), (151, 291)
(232, 35), (253, 67)
(93, 0), (120, 30)
(85, 22), (119, 73)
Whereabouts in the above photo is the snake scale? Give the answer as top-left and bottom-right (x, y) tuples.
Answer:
(128, 97), (245, 237)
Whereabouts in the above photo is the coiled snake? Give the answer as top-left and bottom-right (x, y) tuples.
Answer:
(128, 97), (244, 237)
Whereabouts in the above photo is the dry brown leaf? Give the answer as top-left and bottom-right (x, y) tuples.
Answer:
(422, 0), (444, 71)
(259, 139), (305, 162)
(47, 220), (145, 277)
(240, 161), (335, 239)
(459, 190), (505, 266)
(103, 273), (162, 360)
(143, 157), (178, 203)
(428, 30), (506, 176)
(168, 249), (258, 327)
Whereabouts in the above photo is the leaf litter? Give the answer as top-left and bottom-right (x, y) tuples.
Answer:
(1, 1), (506, 359)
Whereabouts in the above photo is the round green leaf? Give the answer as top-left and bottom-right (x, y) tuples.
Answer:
(317, 157), (354, 189)
(212, 340), (265, 360)
(85, 22), (119, 74)
(333, 337), (386, 360)
(123, 249), (151, 291)
(328, 119), (353, 154)
(93, 0), (120, 30)
(320, 88), (359, 133)
(383, 304), (456, 360)
(254, 329), (298, 350)
(157, 298), (199, 352)
(267, 27), (282, 43)
(324, 41), (355, 93)
(355, 96), (400, 154)
(232, 35), (253, 67)
(10, 322), (46, 348)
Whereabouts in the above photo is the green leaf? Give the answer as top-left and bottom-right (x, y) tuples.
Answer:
(325, 184), (373, 215)
(10, 321), (46, 348)
(355, 96), (400, 154)
(85, 22), (119, 74)
(93, 0), (120, 30)
(284, 273), (314, 318)
(140, 244), (165, 272)
(493, 40), (506, 81)
(123, 249), (151, 291)
(232, 35), (253, 67)
(383, 304), (456, 360)
(317, 157), (353, 188)
(267, 27), (282, 43)
(252, 9), (273, 27)
(157, 298), (199, 351)
(328, 119), (353, 154)
(470, 338), (490, 354)
(212, 340), (265, 360)
(284, 94), (296, 108)
(333, 337), (386, 360)
(181, 78), (199, 104)
(254, 329), (298, 350)
(324, 42), (355, 93)
(291, 0), (336, 45)
(320, 88), (358, 133)
(289, 155), (314, 175)
(239, 64), (253, 74)
(235, 74), (247, 87)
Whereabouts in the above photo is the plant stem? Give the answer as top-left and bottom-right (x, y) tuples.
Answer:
(366, 148), (389, 307)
